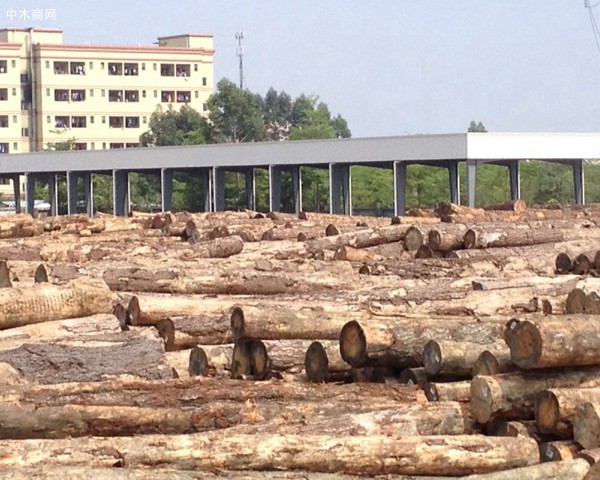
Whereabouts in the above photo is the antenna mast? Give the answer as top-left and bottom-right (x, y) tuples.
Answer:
(235, 30), (244, 89)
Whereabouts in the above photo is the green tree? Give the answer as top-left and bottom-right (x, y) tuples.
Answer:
(258, 87), (292, 141)
(208, 79), (266, 143)
(140, 105), (210, 147)
(468, 121), (487, 133)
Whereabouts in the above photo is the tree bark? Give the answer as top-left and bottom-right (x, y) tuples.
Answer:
(470, 367), (600, 424)
(0, 433), (539, 476)
(536, 387), (600, 438)
(425, 381), (471, 402)
(462, 459), (590, 480)
(0, 277), (112, 329)
(464, 228), (564, 249)
(540, 440), (581, 462)
(427, 226), (467, 252)
(423, 340), (507, 377)
(510, 318), (600, 369)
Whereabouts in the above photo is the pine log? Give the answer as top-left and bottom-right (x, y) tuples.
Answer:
(470, 367), (600, 424)
(510, 318), (600, 369)
(185, 235), (244, 259)
(333, 245), (380, 263)
(404, 226), (425, 251)
(484, 199), (528, 214)
(540, 440), (582, 462)
(425, 380), (471, 402)
(427, 226), (467, 252)
(574, 402), (600, 449)
(471, 346), (514, 377)
(0, 277), (112, 329)
(536, 387), (600, 438)
(464, 228), (564, 249)
(0, 328), (173, 384)
(0, 433), (540, 475)
(424, 340), (507, 377)
(339, 318), (505, 368)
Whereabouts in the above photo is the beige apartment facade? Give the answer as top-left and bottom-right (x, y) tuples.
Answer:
(0, 28), (214, 198)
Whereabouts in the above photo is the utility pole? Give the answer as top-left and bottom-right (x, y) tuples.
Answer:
(235, 30), (244, 89)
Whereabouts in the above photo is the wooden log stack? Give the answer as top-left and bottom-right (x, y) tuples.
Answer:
(1, 205), (600, 476)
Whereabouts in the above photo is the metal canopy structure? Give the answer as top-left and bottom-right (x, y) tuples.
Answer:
(0, 132), (597, 217)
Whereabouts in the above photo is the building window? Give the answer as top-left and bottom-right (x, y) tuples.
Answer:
(70, 61), (85, 75)
(142, 90), (146, 98)
(194, 64), (198, 72)
(71, 89), (86, 102)
(110, 143), (124, 149)
(194, 91), (198, 98)
(0, 89), (7, 101)
(46, 115), (51, 124)
(12, 115), (16, 124)
(0, 143), (8, 153)
(11, 60), (15, 68)
(46, 88), (50, 97)
(161, 90), (174, 103)
(54, 116), (69, 128)
(90, 142), (95, 150)
(109, 116), (123, 128)
(0, 116), (7, 127)
(74, 143), (87, 150)
(90, 116), (94, 124)
(101, 89), (105, 97)
(176, 64), (190, 77)
(13, 142), (17, 151)
(141, 63), (146, 71)
(21, 101), (28, 111)
(124, 90), (139, 102)
(202, 103), (208, 112)
(88, 61), (93, 70)
(142, 116), (147, 124)
(20, 73), (28, 83)
(126, 143), (140, 148)
(153, 90), (157, 98)
(102, 116), (106, 124)
(125, 116), (139, 128)
(45, 60), (50, 69)
(0, 60), (8, 73)
(100, 62), (105, 70)
(176, 91), (191, 103)
(202, 77), (207, 86)
(11, 88), (16, 96)
(160, 63), (174, 76)
(90, 89), (94, 97)
(108, 90), (123, 102)
(153, 63), (157, 71)
(54, 61), (68, 74)
(108, 62), (122, 75)
(71, 116), (86, 128)
(54, 89), (68, 101)
(102, 142), (106, 149)
(21, 128), (28, 137)
(124, 63), (138, 76)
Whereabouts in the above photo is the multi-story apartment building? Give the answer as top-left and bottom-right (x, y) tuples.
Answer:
(0, 28), (214, 197)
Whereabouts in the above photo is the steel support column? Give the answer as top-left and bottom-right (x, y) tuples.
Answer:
(212, 167), (225, 212)
(269, 165), (282, 212)
(66, 171), (79, 215)
(244, 168), (256, 211)
(82, 172), (94, 216)
(466, 160), (478, 208)
(48, 174), (58, 216)
(393, 161), (407, 216)
(508, 160), (521, 201)
(25, 173), (36, 216)
(329, 163), (351, 215)
(290, 165), (302, 215)
(448, 160), (460, 204)
(112, 170), (130, 217)
(160, 168), (173, 213)
(572, 159), (585, 205)
(12, 174), (21, 214)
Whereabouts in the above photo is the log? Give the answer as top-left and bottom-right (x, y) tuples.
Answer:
(423, 340), (507, 377)
(0, 328), (173, 384)
(339, 318), (505, 368)
(574, 402), (600, 449)
(566, 288), (588, 314)
(333, 245), (379, 263)
(0, 433), (539, 475)
(484, 199), (528, 214)
(470, 367), (600, 424)
(536, 387), (600, 438)
(425, 380), (471, 402)
(464, 228), (564, 249)
(540, 440), (581, 462)
(399, 366), (428, 387)
(510, 318), (600, 369)
(304, 224), (410, 252)
(484, 419), (540, 439)
(427, 226), (467, 252)
(462, 459), (590, 480)
(0, 277), (112, 329)
(404, 226), (425, 251)
(186, 235), (244, 258)
(471, 346), (514, 377)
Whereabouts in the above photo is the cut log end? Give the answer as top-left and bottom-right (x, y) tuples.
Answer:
(250, 339), (269, 380)
(304, 341), (329, 383)
(504, 318), (520, 346)
(472, 350), (501, 377)
(127, 296), (141, 326)
(112, 304), (129, 331)
(34, 264), (49, 283)
(339, 320), (367, 368)
(230, 306), (245, 342)
(358, 265), (371, 275)
(566, 288), (587, 314)
(404, 226), (423, 251)
(155, 319), (175, 352)
(325, 224), (340, 237)
(188, 346), (209, 377)
(0, 260), (12, 288)
(510, 320), (542, 369)
(535, 390), (560, 435)
(574, 402), (600, 450)
(555, 253), (573, 274)
(463, 229), (477, 249)
(470, 376), (500, 424)
(423, 340), (442, 376)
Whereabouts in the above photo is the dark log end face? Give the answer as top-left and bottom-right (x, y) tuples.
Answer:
(585, 292), (600, 315)
(340, 320), (367, 367)
(155, 319), (175, 352)
(356, 221), (368, 228)
(510, 321), (542, 369)
(231, 338), (252, 380)
(470, 376), (494, 424)
(266, 212), (279, 221)
(358, 265), (371, 275)
(297, 232), (307, 242)
(424, 382), (439, 401)
(535, 390), (559, 435)
(0, 260), (12, 288)
(573, 254), (593, 275)
(566, 289), (587, 315)
(555, 253), (573, 274)
(463, 229), (477, 249)
(261, 229), (274, 241)
(325, 224), (340, 237)
(404, 227), (423, 251)
(189, 346), (209, 377)
(472, 351), (499, 377)
(250, 340), (269, 380)
(428, 230), (442, 250)
(541, 299), (553, 315)
(34, 264), (49, 283)
(415, 244), (433, 259)
(253, 213), (265, 219)
(230, 307), (245, 342)
(423, 340), (442, 376)
(112, 304), (129, 331)
(390, 216), (401, 225)
(298, 211), (307, 220)
(305, 341), (329, 383)
(313, 250), (325, 261)
(333, 246), (346, 261)
(503, 318), (520, 346)
(126, 296), (141, 326)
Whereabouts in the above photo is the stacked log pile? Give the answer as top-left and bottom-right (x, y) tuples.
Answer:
(0, 202), (599, 477)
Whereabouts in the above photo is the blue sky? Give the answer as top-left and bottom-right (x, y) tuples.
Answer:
(4, 1), (600, 137)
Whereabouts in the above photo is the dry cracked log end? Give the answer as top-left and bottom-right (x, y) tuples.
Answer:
(155, 318), (175, 352)
(339, 320), (367, 368)
(358, 265), (371, 275)
(188, 346), (209, 377)
(34, 264), (49, 283)
(231, 337), (270, 380)
(304, 341), (329, 383)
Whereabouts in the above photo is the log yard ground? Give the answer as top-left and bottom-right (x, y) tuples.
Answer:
(0, 201), (599, 479)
